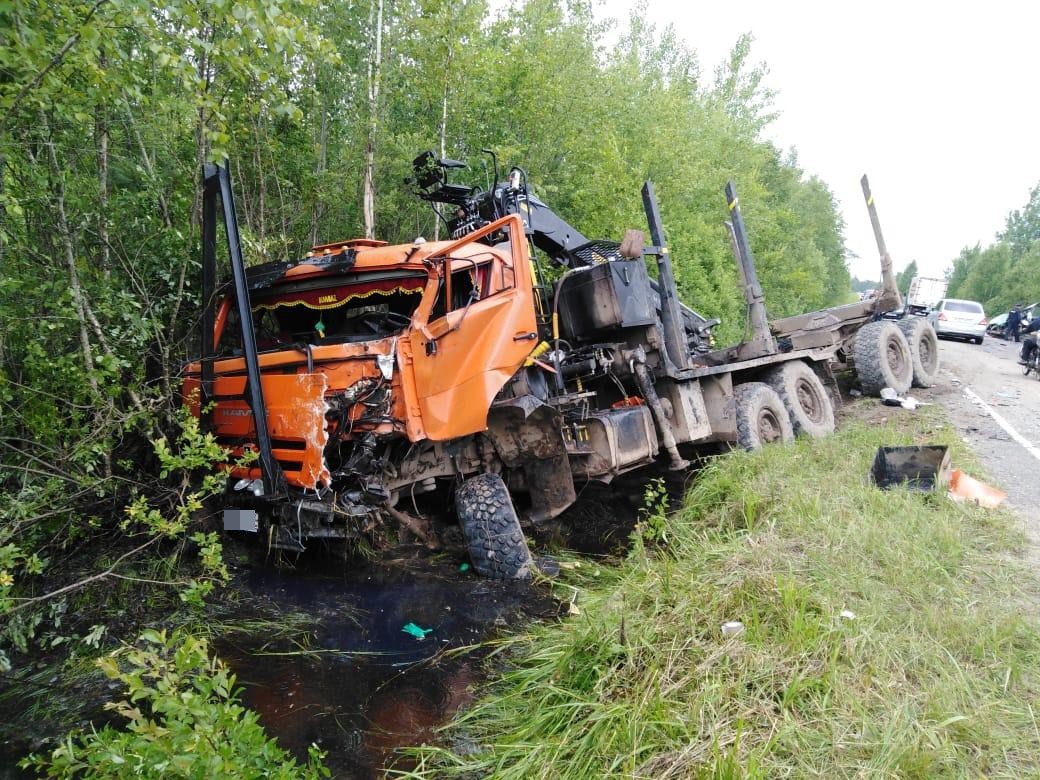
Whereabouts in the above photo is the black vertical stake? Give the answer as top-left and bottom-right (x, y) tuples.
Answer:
(642, 181), (689, 371)
(203, 162), (285, 496)
(724, 181), (775, 353)
(724, 181), (764, 298)
(200, 170), (216, 429)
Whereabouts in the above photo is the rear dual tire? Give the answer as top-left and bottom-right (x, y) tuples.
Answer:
(734, 382), (794, 450)
(896, 318), (940, 387)
(763, 360), (835, 438)
(854, 320), (913, 396)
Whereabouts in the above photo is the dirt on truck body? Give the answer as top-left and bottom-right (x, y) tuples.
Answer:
(185, 157), (938, 578)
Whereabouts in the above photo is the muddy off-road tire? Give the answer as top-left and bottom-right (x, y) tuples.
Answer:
(734, 382), (794, 450)
(896, 317), (940, 388)
(455, 473), (533, 580)
(763, 360), (835, 438)
(853, 320), (913, 396)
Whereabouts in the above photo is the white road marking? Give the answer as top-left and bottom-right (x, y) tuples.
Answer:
(963, 386), (1040, 462)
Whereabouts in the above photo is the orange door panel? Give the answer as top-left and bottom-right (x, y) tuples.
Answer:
(410, 292), (536, 439)
(407, 216), (537, 441)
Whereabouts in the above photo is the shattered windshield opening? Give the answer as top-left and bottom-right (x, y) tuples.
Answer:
(217, 274), (426, 354)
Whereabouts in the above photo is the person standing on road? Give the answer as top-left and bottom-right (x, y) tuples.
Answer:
(1007, 303), (1024, 342)
(1018, 314), (1040, 365)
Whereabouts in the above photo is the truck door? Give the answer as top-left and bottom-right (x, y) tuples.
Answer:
(408, 215), (538, 441)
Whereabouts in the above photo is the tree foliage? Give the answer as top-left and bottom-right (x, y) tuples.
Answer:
(896, 259), (919, 295)
(946, 183), (1040, 314)
(0, 0), (850, 657)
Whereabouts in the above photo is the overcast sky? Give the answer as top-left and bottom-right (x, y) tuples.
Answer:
(596, 0), (1040, 283)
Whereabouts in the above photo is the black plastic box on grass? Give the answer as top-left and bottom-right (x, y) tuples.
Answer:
(870, 445), (951, 491)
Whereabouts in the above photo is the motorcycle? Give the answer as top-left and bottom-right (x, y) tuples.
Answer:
(1021, 338), (1040, 379)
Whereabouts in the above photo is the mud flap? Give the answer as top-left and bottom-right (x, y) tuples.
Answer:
(523, 454), (576, 524)
(485, 395), (576, 523)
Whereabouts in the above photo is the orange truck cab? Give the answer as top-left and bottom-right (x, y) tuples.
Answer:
(183, 199), (556, 542)
(186, 157), (727, 578)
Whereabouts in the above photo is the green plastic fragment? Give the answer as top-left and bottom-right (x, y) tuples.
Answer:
(459, 563), (471, 572)
(402, 622), (433, 640)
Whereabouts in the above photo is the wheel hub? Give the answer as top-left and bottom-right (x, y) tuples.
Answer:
(757, 410), (782, 443)
(886, 341), (901, 369)
(795, 378), (823, 423)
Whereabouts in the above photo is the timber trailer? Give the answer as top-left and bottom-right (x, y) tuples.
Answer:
(183, 155), (938, 578)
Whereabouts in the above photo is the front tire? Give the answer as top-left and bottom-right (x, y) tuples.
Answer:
(896, 318), (940, 388)
(763, 360), (834, 438)
(455, 473), (533, 580)
(853, 320), (913, 396)
(734, 382), (794, 450)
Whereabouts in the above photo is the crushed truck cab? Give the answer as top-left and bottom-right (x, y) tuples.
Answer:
(185, 159), (936, 576)
(184, 210), (567, 549)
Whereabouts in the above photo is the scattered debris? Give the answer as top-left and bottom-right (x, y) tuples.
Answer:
(850, 389), (862, 398)
(839, 609), (857, 621)
(534, 556), (561, 577)
(870, 445), (951, 491)
(879, 386), (931, 410)
(948, 469), (1007, 508)
(564, 585), (581, 616)
(458, 563), (471, 573)
(401, 623), (434, 641)
(721, 621), (745, 638)
(989, 389), (1020, 407)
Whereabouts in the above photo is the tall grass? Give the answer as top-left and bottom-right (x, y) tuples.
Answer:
(404, 410), (1040, 778)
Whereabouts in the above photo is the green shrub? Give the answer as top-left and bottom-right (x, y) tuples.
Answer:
(24, 629), (328, 779)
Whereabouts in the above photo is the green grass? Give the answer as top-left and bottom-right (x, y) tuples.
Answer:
(402, 408), (1040, 778)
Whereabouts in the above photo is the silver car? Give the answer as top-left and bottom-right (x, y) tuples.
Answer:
(928, 298), (987, 344)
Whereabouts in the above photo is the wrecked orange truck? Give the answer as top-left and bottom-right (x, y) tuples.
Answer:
(185, 155), (937, 578)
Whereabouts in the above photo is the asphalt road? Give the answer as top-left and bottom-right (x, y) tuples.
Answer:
(925, 334), (1040, 544)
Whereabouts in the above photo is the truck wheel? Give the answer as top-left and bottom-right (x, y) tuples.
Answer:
(896, 318), (939, 388)
(763, 361), (834, 438)
(734, 382), (794, 450)
(455, 473), (533, 580)
(853, 320), (912, 396)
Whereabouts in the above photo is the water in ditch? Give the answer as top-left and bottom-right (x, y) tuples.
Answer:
(213, 554), (557, 777)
